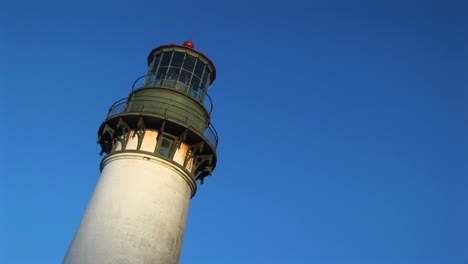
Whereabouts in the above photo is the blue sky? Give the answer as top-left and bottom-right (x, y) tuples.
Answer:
(1, 0), (467, 263)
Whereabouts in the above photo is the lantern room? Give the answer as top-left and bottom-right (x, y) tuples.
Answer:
(143, 41), (216, 106)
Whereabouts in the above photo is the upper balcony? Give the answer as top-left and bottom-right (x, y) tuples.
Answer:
(131, 73), (214, 113)
(105, 96), (218, 149)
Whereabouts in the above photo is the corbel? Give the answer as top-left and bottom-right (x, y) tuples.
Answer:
(98, 124), (115, 155)
(183, 142), (205, 167)
(192, 154), (213, 174)
(136, 117), (146, 150)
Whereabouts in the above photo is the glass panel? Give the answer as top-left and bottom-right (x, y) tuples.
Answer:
(167, 67), (179, 80)
(145, 54), (159, 85)
(158, 137), (173, 157)
(148, 57), (155, 71)
(203, 70), (211, 85)
(157, 66), (168, 76)
(198, 87), (206, 102)
(198, 93), (204, 102)
(179, 70), (192, 85)
(194, 60), (205, 79)
(171, 52), (185, 67)
(200, 70), (210, 90)
(157, 67), (167, 86)
(154, 70), (165, 86)
(160, 51), (172, 66)
(164, 67), (179, 88)
(151, 54), (161, 72)
(191, 84), (199, 98)
(183, 55), (196, 72)
(145, 74), (155, 86)
(191, 76), (200, 91)
(200, 81), (207, 91)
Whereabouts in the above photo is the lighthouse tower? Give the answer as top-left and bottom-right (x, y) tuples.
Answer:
(64, 40), (218, 264)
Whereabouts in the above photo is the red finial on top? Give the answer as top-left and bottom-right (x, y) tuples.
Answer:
(183, 40), (195, 48)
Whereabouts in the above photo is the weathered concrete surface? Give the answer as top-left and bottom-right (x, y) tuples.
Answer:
(63, 152), (193, 264)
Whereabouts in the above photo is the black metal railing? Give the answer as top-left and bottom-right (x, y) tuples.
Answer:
(131, 74), (214, 113)
(106, 97), (218, 149)
(204, 123), (219, 150)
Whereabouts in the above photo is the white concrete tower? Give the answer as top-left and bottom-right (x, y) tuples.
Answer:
(64, 40), (218, 264)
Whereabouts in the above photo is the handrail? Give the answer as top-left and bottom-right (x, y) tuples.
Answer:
(105, 97), (218, 149)
(204, 123), (219, 150)
(130, 74), (214, 113)
(131, 74), (148, 91)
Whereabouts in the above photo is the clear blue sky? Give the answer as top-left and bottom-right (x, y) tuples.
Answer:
(1, 0), (466, 263)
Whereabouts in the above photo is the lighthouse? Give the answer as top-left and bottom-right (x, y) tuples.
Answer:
(64, 40), (218, 264)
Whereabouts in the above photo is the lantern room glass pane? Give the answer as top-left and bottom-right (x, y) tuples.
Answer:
(154, 70), (165, 86)
(198, 90), (204, 101)
(160, 51), (172, 66)
(151, 54), (161, 72)
(200, 70), (210, 90)
(167, 67), (179, 80)
(171, 52), (184, 67)
(190, 85), (199, 98)
(179, 70), (191, 86)
(194, 60), (205, 79)
(183, 55), (196, 72)
(191, 76), (200, 90)
(156, 67), (167, 86)
(157, 66), (168, 76)
(145, 74), (155, 86)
